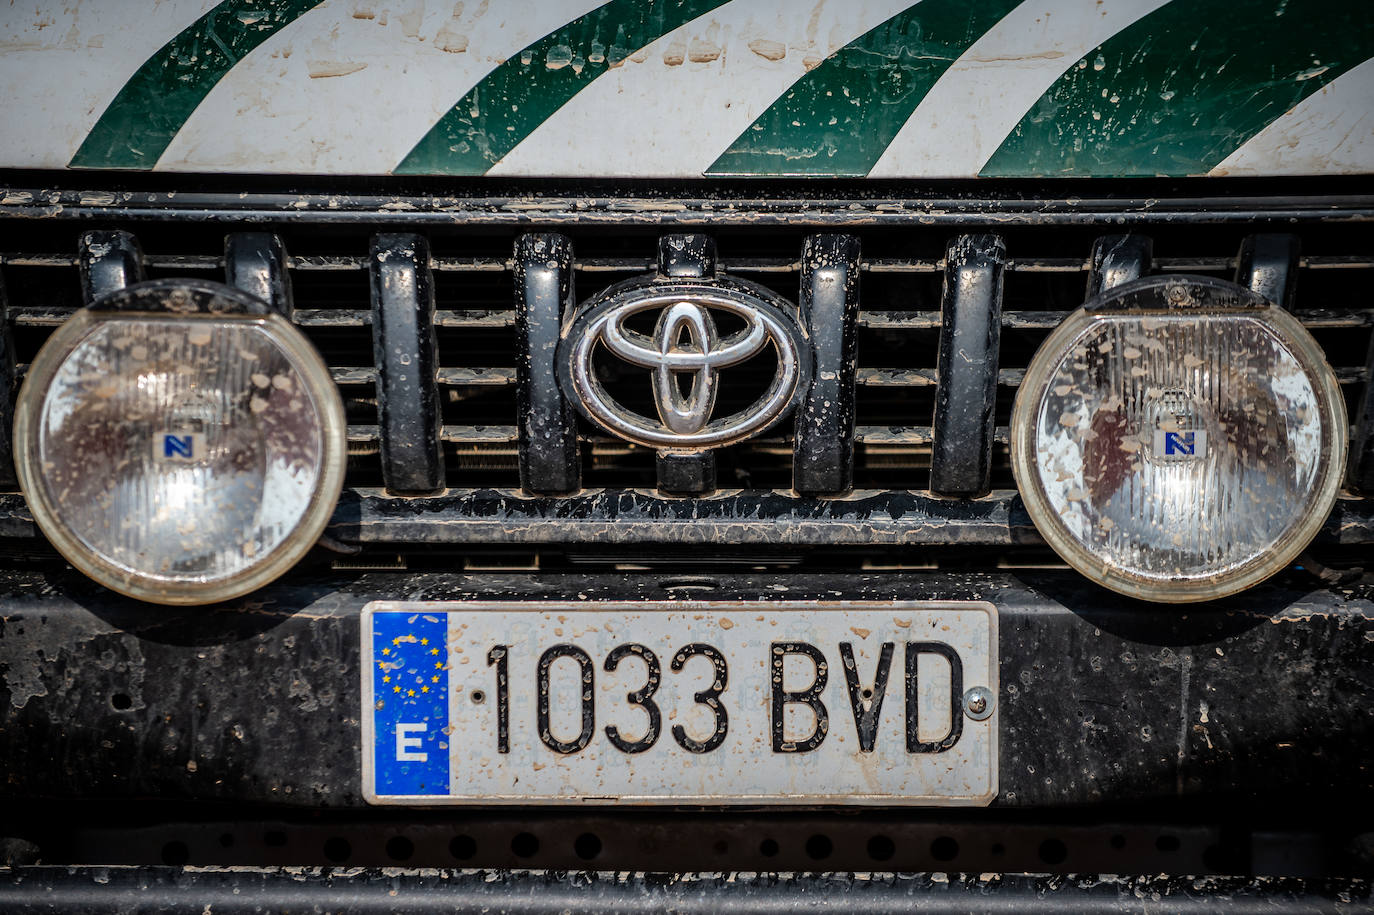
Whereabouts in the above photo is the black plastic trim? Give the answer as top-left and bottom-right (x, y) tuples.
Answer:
(793, 234), (861, 495)
(77, 230), (144, 303)
(513, 234), (581, 495)
(0, 868), (1366, 913)
(1237, 234), (1301, 311)
(368, 234), (444, 494)
(224, 233), (293, 318)
(930, 235), (1005, 497)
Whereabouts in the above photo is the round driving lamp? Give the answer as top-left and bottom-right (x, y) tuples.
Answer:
(14, 280), (346, 605)
(1011, 275), (1346, 603)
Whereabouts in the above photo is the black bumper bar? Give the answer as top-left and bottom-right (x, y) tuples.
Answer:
(2, 868), (1370, 914)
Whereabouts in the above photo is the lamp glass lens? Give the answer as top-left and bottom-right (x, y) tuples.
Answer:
(31, 317), (327, 587)
(1025, 313), (1335, 590)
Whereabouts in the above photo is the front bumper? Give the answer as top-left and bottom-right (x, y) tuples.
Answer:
(0, 568), (1370, 875)
(2, 868), (1371, 914)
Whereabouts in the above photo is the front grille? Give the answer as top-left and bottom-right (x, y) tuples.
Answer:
(0, 182), (1371, 557)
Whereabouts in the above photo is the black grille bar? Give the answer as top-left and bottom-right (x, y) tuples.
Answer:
(7, 184), (1371, 226)
(1086, 234), (1152, 299)
(1237, 233), (1301, 309)
(77, 230), (143, 303)
(224, 233), (292, 318)
(368, 234), (444, 494)
(930, 235), (1005, 497)
(0, 271), (16, 488)
(12, 305), (1372, 331)
(793, 234), (861, 495)
(513, 234), (580, 495)
(315, 489), (1374, 547)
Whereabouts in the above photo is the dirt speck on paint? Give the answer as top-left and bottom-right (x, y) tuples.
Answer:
(436, 28), (468, 53)
(662, 37), (686, 67)
(688, 39), (721, 63)
(307, 60), (369, 78)
(748, 39), (786, 61)
(545, 45), (573, 70)
(688, 23), (722, 63)
(435, 2), (468, 53)
(397, 3), (424, 40)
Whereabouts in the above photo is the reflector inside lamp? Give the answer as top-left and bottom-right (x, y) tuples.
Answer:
(1012, 302), (1345, 602)
(16, 310), (345, 604)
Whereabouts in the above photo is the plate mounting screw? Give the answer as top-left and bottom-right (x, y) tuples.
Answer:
(963, 686), (994, 721)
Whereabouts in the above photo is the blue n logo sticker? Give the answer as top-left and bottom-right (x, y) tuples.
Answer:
(1163, 431), (1195, 456)
(163, 435), (194, 459)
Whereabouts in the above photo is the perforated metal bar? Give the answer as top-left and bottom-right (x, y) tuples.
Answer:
(655, 234), (717, 496)
(930, 235), (1006, 497)
(369, 233), (444, 494)
(225, 233), (292, 318)
(77, 230), (144, 303)
(514, 234), (580, 495)
(1086, 234), (1153, 299)
(793, 234), (861, 495)
(1237, 234), (1301, 310)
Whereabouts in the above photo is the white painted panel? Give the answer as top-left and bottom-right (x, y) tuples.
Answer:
(487, 0), (920, 178)
(363, 601), (998, 805)
(1210, 56), (1374, 177)
(159, 0), (607, 174)
(0, 0), (220, 169)
(867, 0), (1171, 178)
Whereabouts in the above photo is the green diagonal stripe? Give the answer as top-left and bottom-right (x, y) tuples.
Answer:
(705, 0), (1021, 177)
(981, 0), (1374, 177)
(396, 0), (731, 176)
(71, 0), (326, 170)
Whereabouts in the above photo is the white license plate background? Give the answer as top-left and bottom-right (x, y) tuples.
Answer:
(362, 601), (997, 805)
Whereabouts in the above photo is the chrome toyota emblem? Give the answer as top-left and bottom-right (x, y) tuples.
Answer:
(559, 282), (808, 450)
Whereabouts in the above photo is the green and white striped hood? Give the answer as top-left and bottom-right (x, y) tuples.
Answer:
(2, 0), (1370, 177)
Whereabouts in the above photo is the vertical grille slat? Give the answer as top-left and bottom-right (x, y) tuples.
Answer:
(793, 234), (861, 496)
(78, 230), (144, 303)
(1086, 235), (1152, 299)
(369, 233), (445, 494)
(1237, 234), (1301, 310)
(513, 234), (581, 495)
(225, 233), (292, 318)
(0, 271), (16, 489)
(930, 235), (1006, 498)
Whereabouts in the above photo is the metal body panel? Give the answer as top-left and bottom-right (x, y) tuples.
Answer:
(1, 1), (1370, 177)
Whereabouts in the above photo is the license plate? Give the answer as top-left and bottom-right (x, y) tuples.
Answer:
(362, 601), (998, 805)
